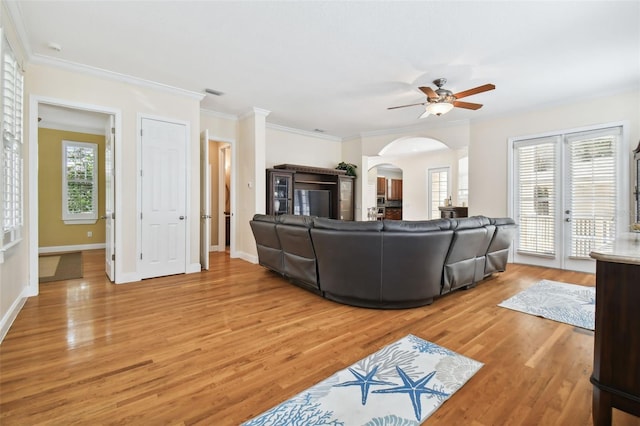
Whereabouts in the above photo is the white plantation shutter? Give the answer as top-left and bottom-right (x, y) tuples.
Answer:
(566, 127), (620, 258)
(514, 137), (559, 256)
(429, 167), (449, 219)
(1, 33), (24, 253)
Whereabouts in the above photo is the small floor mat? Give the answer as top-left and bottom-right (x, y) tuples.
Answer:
(39, 251), (83, 283)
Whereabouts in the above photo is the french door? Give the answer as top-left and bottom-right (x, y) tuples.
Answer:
(511, 125), (625, 273)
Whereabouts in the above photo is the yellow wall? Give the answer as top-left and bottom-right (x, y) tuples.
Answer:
(38, 128), (106, 247)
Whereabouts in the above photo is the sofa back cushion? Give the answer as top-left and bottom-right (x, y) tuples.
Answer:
(382, 219), (451, 232)
(313, 217), (383, 231)
(276, 215), (319, 289)
(381, 230), (454, 303)
(485, 218), (518, 275)
(310, 227), (383, 301)
(250, 214), (283, 273)
(443, 218), (495, 293)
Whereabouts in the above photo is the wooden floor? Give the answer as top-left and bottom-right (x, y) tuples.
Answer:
(1, 250), (638, 425)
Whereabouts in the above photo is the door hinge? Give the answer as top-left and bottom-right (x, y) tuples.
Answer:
(140, 129), (143, 136)
(140, 253), (143, 260)
(112, 254), (115, 261)
(111, 127), (115, 135)
(140, 212), (143, 220)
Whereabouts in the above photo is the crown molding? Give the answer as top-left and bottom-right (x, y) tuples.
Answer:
(29, 54), (206, 101)
(266, 123), (342, 142)
(200, 108), (238, 121)
(239, 107), (271, 120)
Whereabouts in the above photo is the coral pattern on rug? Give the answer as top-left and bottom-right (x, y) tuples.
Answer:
(498, 279), (595, 330)
(242, 334), (482, 425)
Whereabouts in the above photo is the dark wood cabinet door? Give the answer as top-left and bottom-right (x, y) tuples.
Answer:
(388, 179), (402, 200)
(266, 169), (293, 215)
(338, 176), (354, 221)
(377, 177), (386, 195)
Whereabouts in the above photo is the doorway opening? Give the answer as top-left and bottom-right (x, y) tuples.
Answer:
(29, 97), (122, 293)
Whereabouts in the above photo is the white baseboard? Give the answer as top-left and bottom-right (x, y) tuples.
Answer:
(0, 287), (28, 344)
(39, 243), (106, 254)
(235, 250), (258, 264)
(186, 263), (201, 274)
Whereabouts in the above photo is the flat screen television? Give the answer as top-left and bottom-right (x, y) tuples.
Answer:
(294, 189), (331, 218)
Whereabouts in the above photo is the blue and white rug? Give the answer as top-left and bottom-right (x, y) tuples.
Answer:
(498, 279), (595, 330)
(242, 334), (482, 426)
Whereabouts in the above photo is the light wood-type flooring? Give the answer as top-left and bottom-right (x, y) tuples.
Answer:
(1, 250), (638, 425)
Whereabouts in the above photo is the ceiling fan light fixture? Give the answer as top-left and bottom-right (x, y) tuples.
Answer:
(426, 101), (454, 116)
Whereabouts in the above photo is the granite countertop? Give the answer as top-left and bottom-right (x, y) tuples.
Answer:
(589, 233), (640, 265)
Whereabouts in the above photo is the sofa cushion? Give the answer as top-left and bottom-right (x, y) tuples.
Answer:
(383, 219), (451, 232)
(279, 214), (314, 227)
(313, 217), (383, 231)
(252, 213), (279, 223)
(489, 217), (516, 226)
(450, 215), (491, 230)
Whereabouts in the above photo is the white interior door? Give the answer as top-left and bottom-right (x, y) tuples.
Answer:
(200, 130), (211, 270)
(104, 115), (115, 281)
(140, 117), (187, 279)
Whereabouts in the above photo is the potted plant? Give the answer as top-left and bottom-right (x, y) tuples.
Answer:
(336, 161), (357, 177)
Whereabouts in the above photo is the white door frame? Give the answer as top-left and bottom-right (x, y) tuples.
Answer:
(200, 130), (210, 270)
(207, 135), (236, 256)
(28, 95), (123, 295)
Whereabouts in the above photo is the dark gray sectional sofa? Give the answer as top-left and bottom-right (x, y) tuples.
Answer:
(250, 214), (517, 309)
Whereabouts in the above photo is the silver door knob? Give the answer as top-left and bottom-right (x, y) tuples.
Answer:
(179, 216), (185, 220)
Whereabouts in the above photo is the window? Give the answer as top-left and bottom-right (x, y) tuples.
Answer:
(1, 33), (24, 258)
(428, 167), (450, 219)
(62, 141), (98, 223)
(458, 156), (468, 206)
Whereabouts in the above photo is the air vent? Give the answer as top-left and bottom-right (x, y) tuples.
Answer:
(204, 88), (224, 96)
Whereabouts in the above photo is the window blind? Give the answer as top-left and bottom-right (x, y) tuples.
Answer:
(514, 137), (558, 256)
(1, 33), (24, 251)
(566, 127), (620, 258)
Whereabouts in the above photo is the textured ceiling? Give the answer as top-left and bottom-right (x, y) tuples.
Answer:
(11, 1), (640, 139)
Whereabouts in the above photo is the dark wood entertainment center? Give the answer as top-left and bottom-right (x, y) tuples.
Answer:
(266, 164), (355, 220)
(589, 235), (640, 425)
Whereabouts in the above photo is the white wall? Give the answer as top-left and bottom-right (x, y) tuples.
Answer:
(358, 122), (471, 220)
(0, 2), (31, 340)
(470, 89), (640, 218)
(25, 63), (202, 281)
(266, 126), (341, 169)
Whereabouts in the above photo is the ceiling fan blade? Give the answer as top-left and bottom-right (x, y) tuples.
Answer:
(387, 102), (426, 110)
(419, 86), (438, 99)
(453, 84), (495, 100)
(419, 110), (430, 119)
(453, 100), (483, 110)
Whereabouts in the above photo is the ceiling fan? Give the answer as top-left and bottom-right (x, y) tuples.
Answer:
(388, 78), (495, 118)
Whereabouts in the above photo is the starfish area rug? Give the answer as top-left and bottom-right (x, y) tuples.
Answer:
(242, 334), (483, 425)
(498, 279), (595, 330)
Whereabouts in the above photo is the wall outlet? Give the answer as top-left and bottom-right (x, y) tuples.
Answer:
(87, 231), (92, 237)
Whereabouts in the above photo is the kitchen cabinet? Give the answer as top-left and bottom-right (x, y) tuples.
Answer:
(388, 179), (403, 201)
(377, 177), (386, 195)
(384, 207), (402, 220)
